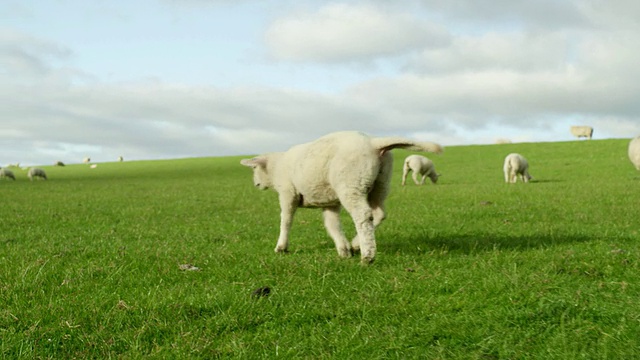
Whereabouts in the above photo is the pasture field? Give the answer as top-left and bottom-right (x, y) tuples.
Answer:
(1, 138), (639, 359)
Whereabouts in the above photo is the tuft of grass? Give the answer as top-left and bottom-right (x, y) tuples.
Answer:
(1, 139), (639, 358)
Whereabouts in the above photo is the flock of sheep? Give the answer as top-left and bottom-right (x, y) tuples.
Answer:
(0, 156), (124, 182)
(241, 126), (640, 265)
(0, 166), (47, 181)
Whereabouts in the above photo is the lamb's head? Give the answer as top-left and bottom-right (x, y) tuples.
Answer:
(240, 157), (271, 190)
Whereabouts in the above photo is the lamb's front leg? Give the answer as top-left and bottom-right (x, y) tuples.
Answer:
(275, 194), (298, 253)
(322, 206), (352, 258)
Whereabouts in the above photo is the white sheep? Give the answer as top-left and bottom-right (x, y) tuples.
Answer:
(503, 153), (532, 183)
(240, 131), (443, 264)
(628, 136), (640, 170)
(570, 125), (593, 139)
(402, 155), (439, 186)
(0, 168), (16, 180)
(83, 157), (91, 164)
(118, 156), (124, 162)
(27, 168), (47, 181)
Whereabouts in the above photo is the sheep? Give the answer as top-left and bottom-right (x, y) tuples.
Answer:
(240, 131), (443, 264)
(570, 125), (593, 139)
(83, 157), (91, 164)
(54, 161), (65, 166)
(495, 138), (512, 144)
(401, 155), (440, 186)
(118, 156), (124, 162)
(0, 168), (15, 180)
(628, 136), (640, 170)
(503, 153), (532, 183)
(27, 168), (47, 181)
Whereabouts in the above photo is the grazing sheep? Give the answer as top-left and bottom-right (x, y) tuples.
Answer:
(8, 163), (20, 168)
(495, 138), (512, 144)
(54, 161), (65, 166)
(570, 125), (593, 139)
(83, 157), (91, 164)
(0, 168), (15, 180)
(628, 136), (640, 170)
(503, 153), (532, 183)
(402, 155), (440, 186)
(118, 156), (124, 162)
(240, 131), (443, 264)
(27, 168), (47, 181)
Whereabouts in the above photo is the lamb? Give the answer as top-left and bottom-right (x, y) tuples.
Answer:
(27, 168), (47, 181)
(628, 136), (640, 170)
(503, 153), (532, 183)
(240, 131), (443, 264)
(118, 156), (124, 162)
(570, 125), (593, 139)
(83, 157), (91, 164)
(0, 168), (15, 180)
(402, 155), (439, 186)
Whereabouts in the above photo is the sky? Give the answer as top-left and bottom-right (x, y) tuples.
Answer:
(2, 0), (640, 166)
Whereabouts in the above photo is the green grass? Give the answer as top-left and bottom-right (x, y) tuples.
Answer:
(1, 139), (639, 359)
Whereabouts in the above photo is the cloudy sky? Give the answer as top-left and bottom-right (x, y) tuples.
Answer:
(2, 0), (639, 165)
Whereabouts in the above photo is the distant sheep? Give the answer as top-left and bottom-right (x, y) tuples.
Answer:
(628, 136), (640, 170)
(27, 168), (47, 181)
(495, 139), (512, 144)
(118, 156), (124, 162)
(7, 163), (20, 168)
(240, 131), (443, 264)
(83, 157), (91, 164)
(54, 161), (65, 166)
(402, 155), (439, 186)
(570, 126), (593, 140)
(0, 168), (15, 180)
(503, 153), (532, 183)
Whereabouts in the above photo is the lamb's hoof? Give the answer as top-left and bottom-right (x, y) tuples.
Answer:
(274, 247), (289, 254)
(337, 249), (353, 258)
(360, 257), (375, 265)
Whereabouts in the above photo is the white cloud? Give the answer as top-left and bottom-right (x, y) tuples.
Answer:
(265, 3), (450, 63)
(2, 1), (640, 166)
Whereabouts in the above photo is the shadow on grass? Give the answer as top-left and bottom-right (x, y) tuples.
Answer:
(380, 233), (594, 255)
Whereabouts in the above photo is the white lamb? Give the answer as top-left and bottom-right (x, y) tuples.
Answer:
(570, 125), (593, 139)
(628, 136), (640, 170)
(27, 168), (47, 181)
(0, 168), (15, 180)
(240, 131), (443, 264)
(503, 153), (532, 183)
(402, 155), (439, 186)
(83, 157), (91, 164)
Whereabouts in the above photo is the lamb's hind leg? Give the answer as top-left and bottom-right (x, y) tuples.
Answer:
(342, 196), (376, 264)
(349, 152), (393, 263)
(322, 206), (352, 258)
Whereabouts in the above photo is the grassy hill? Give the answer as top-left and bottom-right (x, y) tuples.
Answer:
(1, 138), (639, 358)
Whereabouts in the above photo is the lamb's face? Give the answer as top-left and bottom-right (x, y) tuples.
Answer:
(252, 166), (271, 190)
(241, 157), (271, 190)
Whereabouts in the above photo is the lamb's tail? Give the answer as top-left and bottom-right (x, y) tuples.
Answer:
(371, 137), (443, 156)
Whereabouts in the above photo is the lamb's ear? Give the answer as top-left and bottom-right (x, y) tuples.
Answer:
(240, 157), (267, 168)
